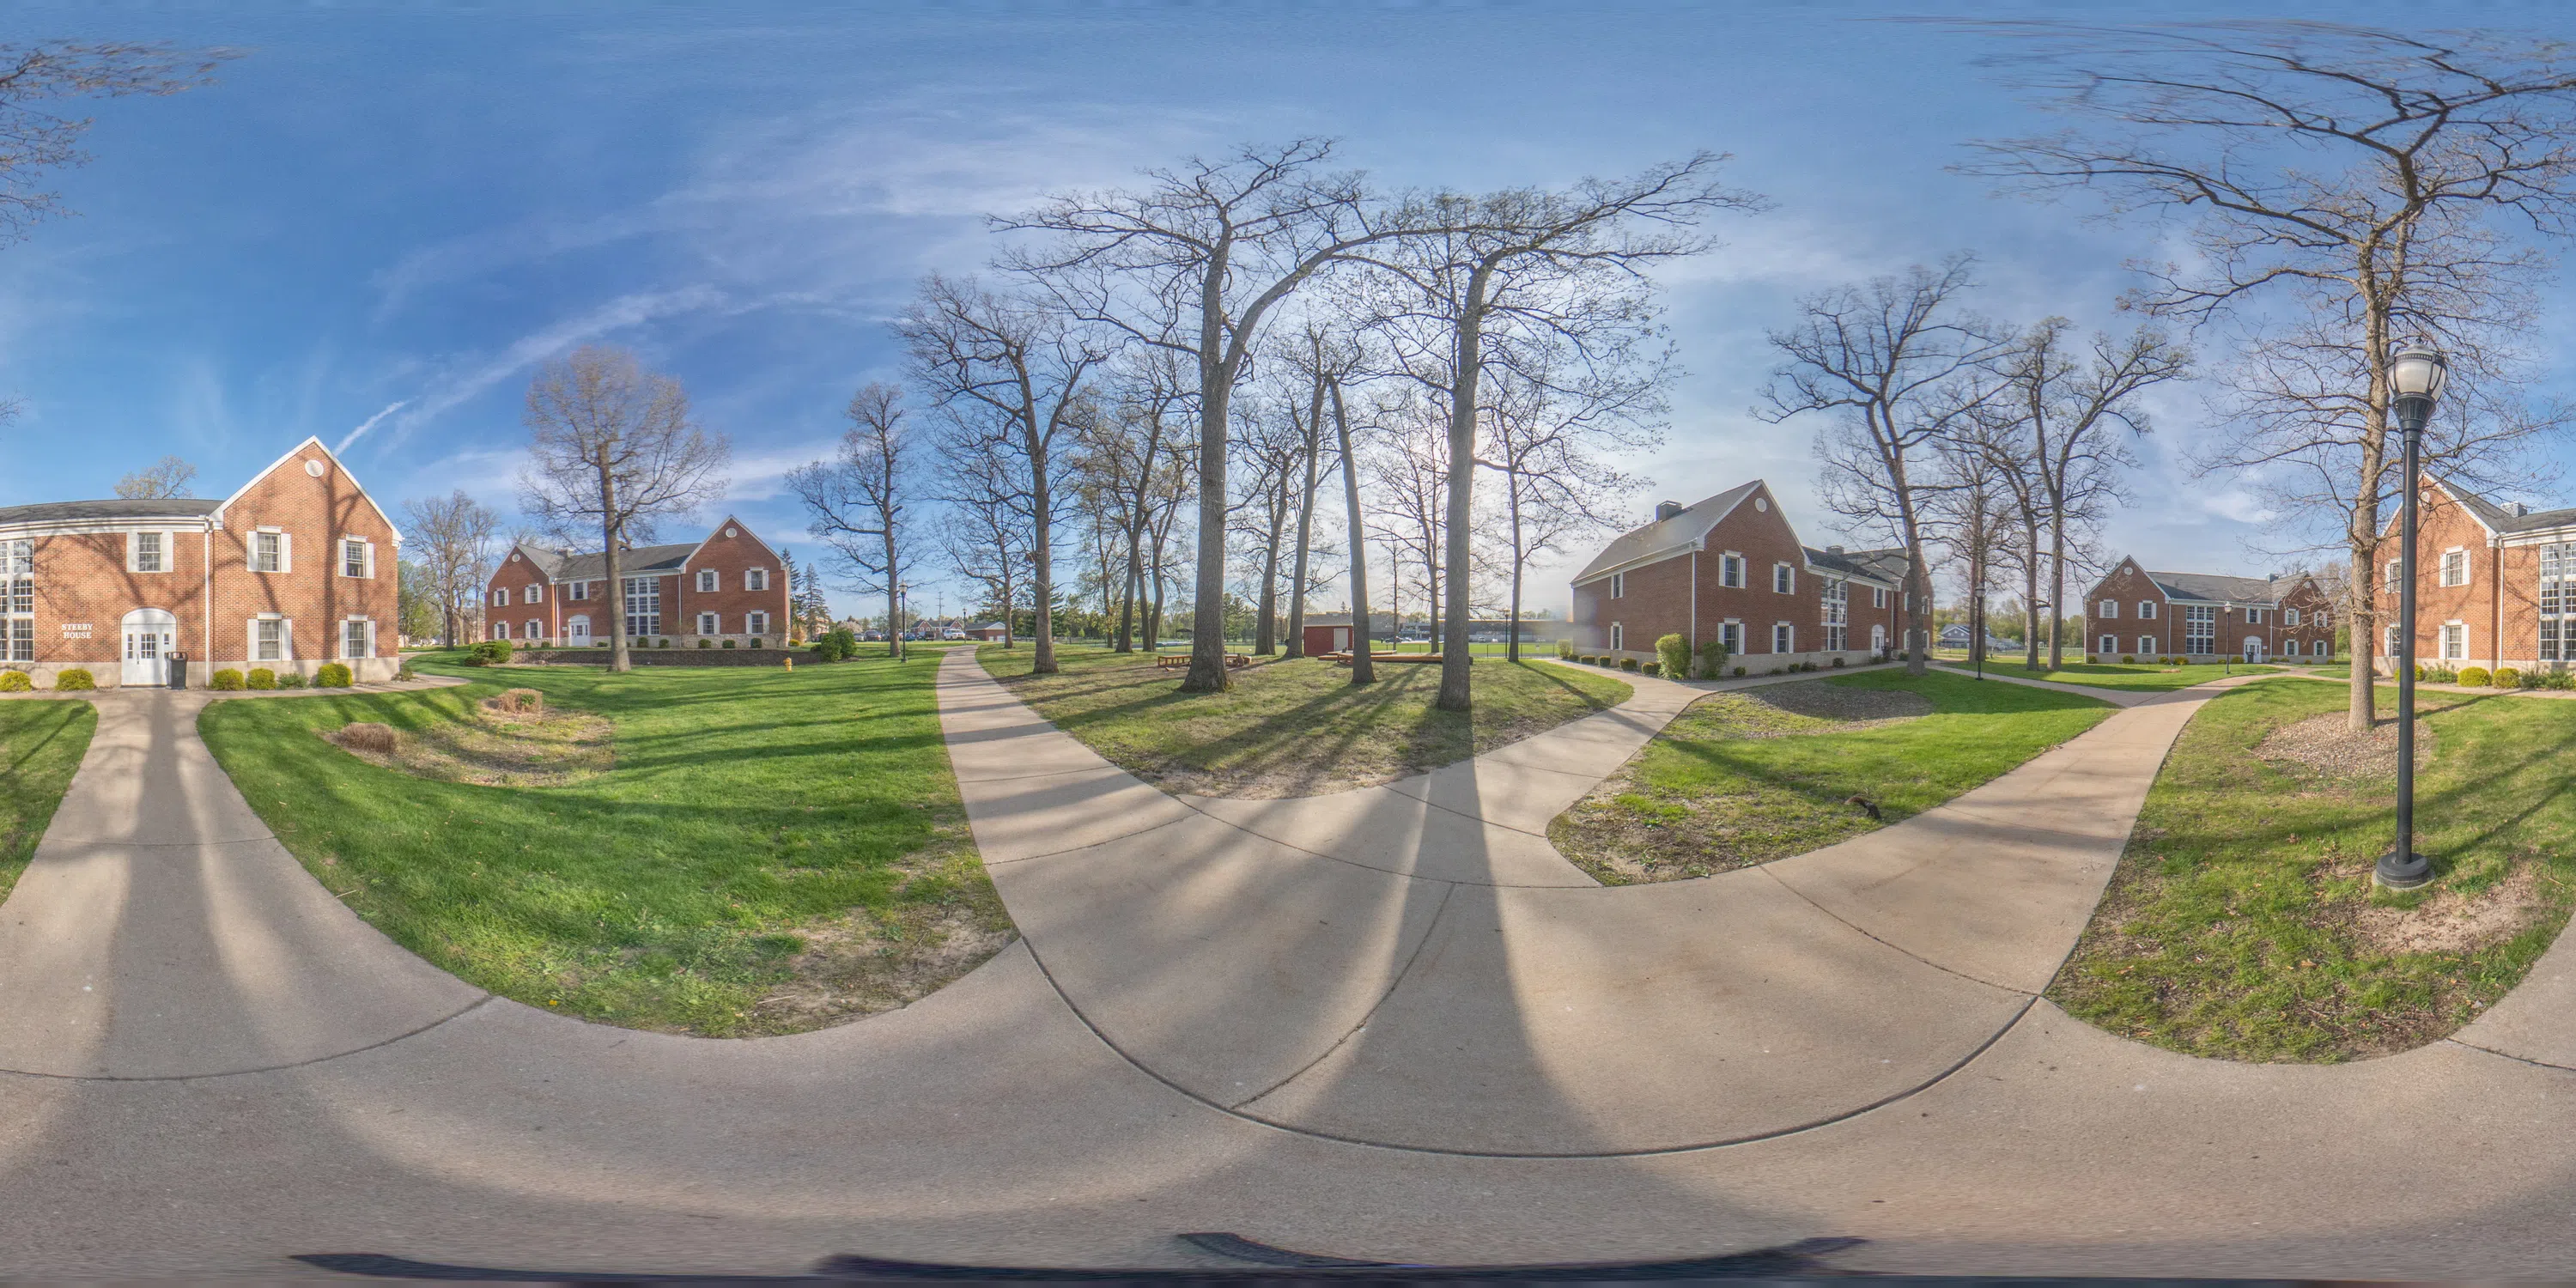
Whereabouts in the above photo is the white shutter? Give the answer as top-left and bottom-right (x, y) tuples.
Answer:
(278, 532), (293, 575)
(367, 618), (377, 659)
(363, 539), (376, 579)
(281, 617), (294, 660)
(125, 532), (137, 573)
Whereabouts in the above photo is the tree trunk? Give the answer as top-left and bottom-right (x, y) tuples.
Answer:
(1506, 480), (1526, 665)
(2047, 516), (2067, 671)
(1254, 477), (1286, 655)
(1437, 263), (1494, 713)
(1115, 548), (1137, 653)
(1285, 394), (1323, 661)
(2347, 307), (2394, 732)
(1026, 409), (1057, 675)
(1182, 237), (1239, 694)
(596, 453), (630, 674)
(1331, 379), (1374, 686)
(884, 526), (902, 662)
(2022, 522), (2042, 670)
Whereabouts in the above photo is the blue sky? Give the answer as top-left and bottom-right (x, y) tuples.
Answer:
(5, 1), (2572, 617)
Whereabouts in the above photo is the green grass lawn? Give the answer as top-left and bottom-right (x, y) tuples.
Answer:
(199, 650), (1008, 1036)
(1552, 668), (2115, 884)
(0, 700), (96, 898)
(2050, 678), (2576, 1062)
(1938, 659), (2277, 691)
(984, 644), (1631, 797)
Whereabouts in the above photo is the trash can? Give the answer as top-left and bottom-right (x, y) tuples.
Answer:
(167, 652), (188, 690)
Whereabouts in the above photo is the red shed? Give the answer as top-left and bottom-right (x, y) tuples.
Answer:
(1302, 617), (1358, 656)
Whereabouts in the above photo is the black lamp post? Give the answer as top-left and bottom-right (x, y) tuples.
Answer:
(2379, 342), (2450, 891)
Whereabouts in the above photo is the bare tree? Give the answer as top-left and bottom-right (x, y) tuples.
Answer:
(1765, 255), (2002, 675)
(938, 441), (1033, 648)
(788, 383), (914, 661)
(113, 454), (197, 499)
(1926, 434), (2019, 665)
(1327, 370), (1376, 684)
(400, 489), (498, 647)
(0, 42), (232, 245)
(1354, 155), (1759, 709)
(519, 345), (730, 674)
(1006, 139), (1446, 693)
(897, 276), (1099, 675)
(1963, 21), (2576, 727)
(1990, 319), (2190, 667)
(1479, 361), (1655, 661)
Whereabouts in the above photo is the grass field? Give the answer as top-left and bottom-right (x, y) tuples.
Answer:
(199, 650), (1007, 1036)
(1551, 668), (2114, 883)
(1937, 659), (2277, 691)
(2050, 678), (2576, 1062)
(984, 644), (1630, 797)
(0, 700), (96, 899)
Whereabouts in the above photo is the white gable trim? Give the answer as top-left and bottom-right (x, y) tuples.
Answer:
(1571, 484), (1773, 588)
(213, 436), (406, 545)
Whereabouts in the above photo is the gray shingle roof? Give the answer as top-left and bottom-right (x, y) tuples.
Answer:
(1571, 482), (1761, 584)
(2440, 480), (2576, 535)
(515, 541), (698, 582)
(1804, 544), (1905, 586)
(0, 497), (221, 527)
(2144, 569), (2312, 605)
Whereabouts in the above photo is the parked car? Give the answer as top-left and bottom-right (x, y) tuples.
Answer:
(943, 629), (967, 641)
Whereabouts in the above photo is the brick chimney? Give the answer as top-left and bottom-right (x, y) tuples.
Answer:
(1654, 500), (1683, 521)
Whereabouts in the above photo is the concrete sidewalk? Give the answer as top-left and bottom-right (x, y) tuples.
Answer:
(11, 659), (2576, 1279)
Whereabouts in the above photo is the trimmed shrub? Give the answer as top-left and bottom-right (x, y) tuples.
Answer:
(658, 638), (671, 649)
(697, 638), (714, 649)
(1640, 660), (1661, 677)
(1831, 656), (1847, 667)
(52, 668), (94, 691)
(395, 661), (417, 683)
(2121, 654), (2136, 665)
(246, 667), (277, 690)
(315, 662), (354, 688)
(2458, 665), (2492, 688)
(0, 670), (27, 692)
(1619, 656), (1640, 671)
(748, 638), (762, 649)
(276, 671), (308, 689)
(1733, 665), (1747, 677)
(465, 639), (512, 666)
(2544, 670), (2576, 690)
(1655, 633), (1689, 678)
(1556, 640), (1575, 660)
(1692, 639), (1731, 680)
(722, 638), (737, 649)
(2495, 666), (2524, 689)
(210, 669), (246, 691)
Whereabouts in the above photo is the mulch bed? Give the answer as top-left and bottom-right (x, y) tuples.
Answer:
(2256, 711), (2432, 781)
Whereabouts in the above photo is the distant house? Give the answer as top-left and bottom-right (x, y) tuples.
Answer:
(1569, 480), (1908, 665)
(2082, 557), (2335, 663)
(1936, 623), (2017, 653)
(969, 622), (1009, 641)
(485, 515), (790, 647)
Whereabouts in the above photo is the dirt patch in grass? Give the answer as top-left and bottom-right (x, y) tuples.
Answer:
(2257, 711), (2432, 781)
(2327, 858), (2552, 957)
(744, 825), (1017, 1032)
(1739, 678), (1932, 731)
(324, 702), (612, 787)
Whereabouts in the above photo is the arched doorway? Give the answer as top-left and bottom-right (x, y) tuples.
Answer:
(567, 614), (591, 643)
(2243, 635), (2267, 664)
(122, 608), (177, 687)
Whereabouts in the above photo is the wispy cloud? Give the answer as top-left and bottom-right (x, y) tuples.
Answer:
(336, 399), (408, 454)
(371, 285), (731, 451)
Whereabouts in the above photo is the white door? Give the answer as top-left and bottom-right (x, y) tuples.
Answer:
(568, 615), (591, 643)
(1333, 627), (1351, 652)
(122, 608), (177, 687)
(2244, 635), (2266, 663)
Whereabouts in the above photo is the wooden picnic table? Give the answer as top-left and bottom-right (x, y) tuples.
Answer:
(1153, 653), (1250, 670)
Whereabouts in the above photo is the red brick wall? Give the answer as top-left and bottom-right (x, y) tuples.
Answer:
(2083, 561), (2173, 657)
(1571, 482), (1899, 664)
(2372, 483), (2499, 666)
(208, 441), (402, 680)
(675, 519), (791, 644)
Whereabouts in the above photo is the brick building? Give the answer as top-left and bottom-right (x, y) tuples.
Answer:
(484, 515), (791, 648)
(2367, 477), (2576, 672)
(0, 438), (403, 689)
(2081, 557), (2336, 663)
(1568, 480), (1905, 668)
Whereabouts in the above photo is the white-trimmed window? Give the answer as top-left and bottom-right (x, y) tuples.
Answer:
(623, 575), (661, 638)
(2100, 635), (2117, 656)
(251, 615), (290, 662)
(524, 582), (543, 603)
(697, 569), (720, 592)
(340, 537), (374, 579)
(341, 617), (374, 659)
(1609, 623), (1624, 652)
(697, 611), (720, 635)
(2441, 549), (2469, 586)
(2312, 640), (2330, 659)
(1609, 571), (1624, 598)
(1719, 553), (1745, 588)
(1719, 620), (1742, 653)
(2099, 598), (2117, 619)
(2246, 607), (2267, 625)
(491, 586), (509, 607)
(492, 620), (508, 641)
(1870, 586), (1886, 609)
(526, 618), (543, 640)
(568, 580), (588, 600)
(251, 528), (289, 574)
(746, 611), (769, 635)
(129, 531), (167, 574)
(2316, 611), (2330, 631)
(2385, 624), (2402, 657)
(744, 568), (770, 592)
(1, 539), (29, 663)
(2443, 622), (2467, 659)
(1772, 622), (1794, 653)
(1821, 579), (1848, 651)
(2138, 601), (2157, 620)
(2139, 636), (2157, 655)
(1773, 563), (1795, 594)
(2385, 560), (2403, 591)
(2284, 608), (2301, 627)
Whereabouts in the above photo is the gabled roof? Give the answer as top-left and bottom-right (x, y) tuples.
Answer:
(1571, 482), (1763, 585)
(545, 542), (698, 582)
(2143, 569), (2312, 605)
(0, 497), (221, 528)
(2410, 477), (2576, 538)
(1804, 544), (1905, 587)
(216, 436), (404, 544)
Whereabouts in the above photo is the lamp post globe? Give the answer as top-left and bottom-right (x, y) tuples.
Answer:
(2379, 341), (2448, 890)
